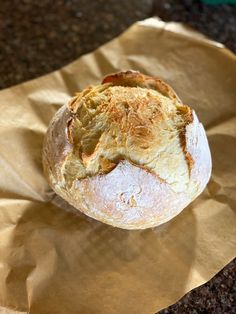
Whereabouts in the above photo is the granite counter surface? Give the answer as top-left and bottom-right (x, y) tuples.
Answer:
(0, 1), (235, 313)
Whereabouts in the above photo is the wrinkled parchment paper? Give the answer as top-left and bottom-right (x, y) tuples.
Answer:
(0, 18), (235, 314)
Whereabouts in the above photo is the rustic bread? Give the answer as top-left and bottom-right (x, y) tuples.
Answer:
(42, 71), (212, 229)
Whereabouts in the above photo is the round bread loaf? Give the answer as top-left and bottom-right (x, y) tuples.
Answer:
(43, 71), (212, 229)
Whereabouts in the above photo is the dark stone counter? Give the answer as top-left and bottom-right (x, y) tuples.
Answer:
(0, 1), (235, 313)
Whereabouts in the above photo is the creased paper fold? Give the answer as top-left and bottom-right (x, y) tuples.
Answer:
(0, 17), (235, 314)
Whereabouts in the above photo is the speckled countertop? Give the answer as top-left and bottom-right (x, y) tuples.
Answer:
(0, 1), (235, 313)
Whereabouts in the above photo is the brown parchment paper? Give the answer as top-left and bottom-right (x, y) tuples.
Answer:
(0, 17), (235, 314)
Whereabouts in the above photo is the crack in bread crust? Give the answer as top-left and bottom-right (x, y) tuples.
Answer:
(62, 71), (194, 193)
(102, 70), (181, 102)
(42, 71), (212, 230)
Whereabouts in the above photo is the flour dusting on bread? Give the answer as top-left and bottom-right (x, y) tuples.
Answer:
(43, 71), (212, 229)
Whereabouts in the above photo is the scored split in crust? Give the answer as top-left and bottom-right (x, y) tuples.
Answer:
(42, 71), (212, 229)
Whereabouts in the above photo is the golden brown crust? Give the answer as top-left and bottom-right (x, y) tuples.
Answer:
(177, 105), (194, 173)
(102, 70), (181, 102)
(43, 71), (212, 229)
(60, 71), (194, 189)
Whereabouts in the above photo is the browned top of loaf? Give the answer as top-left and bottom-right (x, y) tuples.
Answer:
(63, 71), (193, 193)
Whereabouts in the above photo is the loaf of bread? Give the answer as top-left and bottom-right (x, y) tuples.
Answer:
(42, 71), (212, 229)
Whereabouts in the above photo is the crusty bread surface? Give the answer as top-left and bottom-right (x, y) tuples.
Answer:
(43, 71), (212, 229)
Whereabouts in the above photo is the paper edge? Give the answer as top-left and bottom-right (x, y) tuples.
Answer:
(1, 17), (235, 95)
